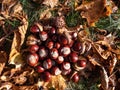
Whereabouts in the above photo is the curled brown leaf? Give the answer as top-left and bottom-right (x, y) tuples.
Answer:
(92, 41), (111, 60)
(9, 14), (28, 68)
(100, 66), (109, 90)
(109, 54), (117, 74)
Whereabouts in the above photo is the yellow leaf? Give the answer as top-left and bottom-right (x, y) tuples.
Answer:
(9, 14), (28, 68)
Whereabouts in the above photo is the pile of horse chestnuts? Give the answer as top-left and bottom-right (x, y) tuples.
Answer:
(26, 22), (87, 83)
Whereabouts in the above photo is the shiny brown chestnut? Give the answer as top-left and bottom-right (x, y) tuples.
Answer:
(61, 62), (71, 70)
(39, 31), (48, 41)
(49, 27), (56, 34)
(43, 59), (52, 69)
(51, 67), (61, 75)
(46, 41), (54, 49)
(77, 60), (86, 68)
(69, 52), (78, 63)
(27, 53), (39, 67)
(36, 65), (45, 73)
(58, 35), (68, 45)
(71, 72), (80, 83)
(30, 25), (39, 33)
(38, 47), (48, 60)
(73, 41), (82, 52)
(55, 56), (64, 64)
(60, 45), (71, 57)
(42, 71), (51, 82)
(54, 42), (61, 49)
(28, 44), (39, 53)
(50, 48), (59, 59)
(71, 32), (77, 40)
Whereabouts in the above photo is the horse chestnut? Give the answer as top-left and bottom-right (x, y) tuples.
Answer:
(73, 41), (82, 52)
(36, 65), (45, 73)
(39, 31), (48, 41)
(43, 59), (52, 69)
(58, 35), (68, 45)
(60, 46), (71, 57)
(50, 48), (59, 59)
(71, 72), (79, 83)
(28, 44), (39, 53)
(27, 53), (39, 67)
(55, 56), (64, 64)
(77, 60), (86, 68)
(30, 25), (39, 33)
(46, 41), (54, 49)
(69, 52), (78, 63)
(42, 71), (51, 82)
(38, 47), (48, 60)
(51, 67), (61, 75)
(61, 62), (71, 70)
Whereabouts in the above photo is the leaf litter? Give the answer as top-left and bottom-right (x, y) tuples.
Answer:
(0, 0), (120, 90)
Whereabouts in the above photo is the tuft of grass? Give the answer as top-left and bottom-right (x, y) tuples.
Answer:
(95, 11), (120, 38)
(20, 0), (46, 26)
(67, 77), (100, 90)
(66, 11), (82, 27)
(5, 19), (21, 29)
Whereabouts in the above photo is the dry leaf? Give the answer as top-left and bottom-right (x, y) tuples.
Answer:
(109, 74), (116, 90)
(92, 41), (111, 60)
(0, 0), (28, 68)
(104, 33), (116, 45)
(13, 76), (27, 85)
(100, 66), (109, 90)
(43, 0), (59, 8)
(109, 54), (117, 74)
(40, 9), (52, 19)
(88, 55), (101, 66)
(19, 85), (38, 90)
(75, 0), (112, 26)
(46, 75), (67, 90)
(0, 82), (13, 90)
(8, 17), (28, 68)
(0, 51), (7, 75)
(0, 0), (22, 19)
